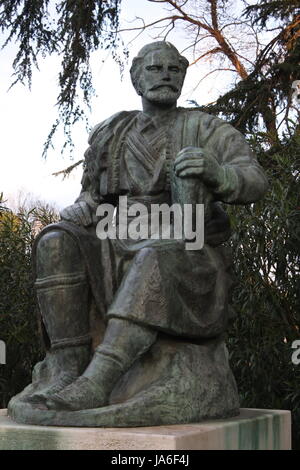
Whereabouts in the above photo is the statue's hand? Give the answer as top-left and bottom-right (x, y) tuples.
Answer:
(60, 201), (93, 227)
(174, 147), (223, 188)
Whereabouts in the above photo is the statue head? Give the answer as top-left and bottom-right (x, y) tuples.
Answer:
(130, 41), (189, 106)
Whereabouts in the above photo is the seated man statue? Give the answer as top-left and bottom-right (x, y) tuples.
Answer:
(8, 41), (268, 427)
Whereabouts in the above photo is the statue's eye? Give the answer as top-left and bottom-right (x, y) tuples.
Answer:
(169, 66), (179, 73)
(146, 66), (161, 72)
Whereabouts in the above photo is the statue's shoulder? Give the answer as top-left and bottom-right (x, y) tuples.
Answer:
(88, 110), (139, 145)
(179, 107), (242, 144)
(180, 107), (227, 129)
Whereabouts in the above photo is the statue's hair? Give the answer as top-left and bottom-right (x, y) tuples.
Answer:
(130, 42), (189, 93)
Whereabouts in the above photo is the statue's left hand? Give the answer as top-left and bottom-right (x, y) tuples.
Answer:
(174, 147), (223, 188)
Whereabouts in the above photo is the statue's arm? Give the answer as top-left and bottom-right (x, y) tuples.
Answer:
(59, 189), (96, 227)
(60, 111), (131, 226)
(60, 121), (109, 227)
(213, 161), (267, 205)
(174, 117), (268, 205)
(206, 121), (269, 204)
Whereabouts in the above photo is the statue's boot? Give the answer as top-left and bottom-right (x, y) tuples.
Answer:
(26, 230), (91, 402)
(45, 318), (157, 411)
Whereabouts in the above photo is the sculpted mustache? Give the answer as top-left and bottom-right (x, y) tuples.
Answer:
(150, 85), (179, 92)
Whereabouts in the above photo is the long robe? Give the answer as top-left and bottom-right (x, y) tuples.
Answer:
(36, 108), (268, 340)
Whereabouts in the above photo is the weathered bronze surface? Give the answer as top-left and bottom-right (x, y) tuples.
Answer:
(8, 42), (268, 427)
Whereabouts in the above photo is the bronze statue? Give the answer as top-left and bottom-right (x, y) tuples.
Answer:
(8, 42), (268, 427)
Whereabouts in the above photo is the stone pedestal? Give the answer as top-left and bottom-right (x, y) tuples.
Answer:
(0, 408), (291, 450)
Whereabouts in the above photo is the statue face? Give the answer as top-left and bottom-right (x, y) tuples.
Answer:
(137, 49), (186, 105)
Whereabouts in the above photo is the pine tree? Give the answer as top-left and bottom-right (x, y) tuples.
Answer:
(0, 0), (124, 153)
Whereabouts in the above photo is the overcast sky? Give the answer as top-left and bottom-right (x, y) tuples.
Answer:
(0, 0), (234, 210)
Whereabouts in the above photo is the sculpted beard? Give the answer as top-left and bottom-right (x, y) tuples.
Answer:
(137, 78), (182, 104)
(146, 87), (180, 104)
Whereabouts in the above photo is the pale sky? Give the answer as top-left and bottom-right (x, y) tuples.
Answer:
(0, 0), (237, 210)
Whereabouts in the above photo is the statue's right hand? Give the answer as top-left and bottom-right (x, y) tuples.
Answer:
(60, 201), (93, 227)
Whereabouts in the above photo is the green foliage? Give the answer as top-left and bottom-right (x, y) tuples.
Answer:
(0, 195), (59, 407)
(0, 0), (124, 154)
(227, 135), (300, 449)
(193, 5), (300, 446)
(202, 2), (300, 141)
(244, 0), (299, 26)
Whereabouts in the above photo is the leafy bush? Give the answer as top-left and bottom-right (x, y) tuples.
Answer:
(0, 195), (58, 407)
(227, 137), (300, 449)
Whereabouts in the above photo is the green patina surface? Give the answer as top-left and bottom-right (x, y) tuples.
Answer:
(0, 428), (62, 450)
(7, 41), (269, 428)
(272, 412), (281, 449)
(0, 410), (290, 450)
(223, 412), (284, 450)
(238, 418), (260, 449)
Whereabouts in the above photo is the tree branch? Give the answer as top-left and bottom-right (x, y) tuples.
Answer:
(52, 160), (83, 179)
(189, 47), (222, 66)
(147, 0), (215, 34)
(209, 0), (219, 31)
(118, 15), (183, 33)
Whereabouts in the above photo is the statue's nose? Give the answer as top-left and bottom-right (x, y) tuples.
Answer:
(162, 72), (171, 81)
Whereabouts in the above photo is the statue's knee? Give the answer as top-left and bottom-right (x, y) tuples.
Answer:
(37, 230), (77, 255)
(36, 230), (83, 276)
